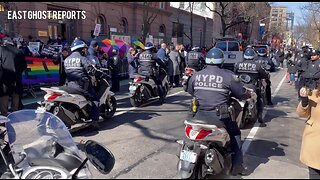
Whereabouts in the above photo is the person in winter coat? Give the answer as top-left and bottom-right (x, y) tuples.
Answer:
(53, 46), (69, 86)
(287, 59), (296, 85)
(0, 37), (27, 116)
(296, 85), (320, 179)
(109, 49), (120, 92)
(276, 48), (285, 68)
(178, 44), (186, 77)
(168, 45), (181, 87)
(127, 47), (138, 80)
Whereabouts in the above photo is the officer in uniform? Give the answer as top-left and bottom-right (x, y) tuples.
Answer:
(301, 50), (320, 90)
(254, 47), (273, 105)
(186, 46), (206, 71)
(295, 46), (310, 100)
(137, 42), (167, 103)
(187, 48), (251, 176)
(63, 38), (100, 129)
(234, 47), (270, 123)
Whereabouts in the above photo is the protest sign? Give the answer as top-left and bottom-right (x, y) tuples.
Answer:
(40, 45), (62, 59)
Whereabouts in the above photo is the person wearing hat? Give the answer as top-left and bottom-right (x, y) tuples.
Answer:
(0, 37), (27, 116)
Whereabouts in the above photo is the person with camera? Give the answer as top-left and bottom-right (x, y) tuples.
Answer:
(296, 50), (320, 179)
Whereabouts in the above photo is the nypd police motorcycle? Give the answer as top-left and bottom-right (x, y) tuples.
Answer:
(0, 109), (115, 179)
(39, 67), (117, 129)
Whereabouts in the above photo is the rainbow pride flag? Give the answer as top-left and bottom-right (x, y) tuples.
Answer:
(131, 39), (145, 50)
(23, 57), (60, 86)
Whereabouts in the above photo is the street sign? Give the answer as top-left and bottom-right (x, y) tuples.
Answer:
(93, 24), (101, 36)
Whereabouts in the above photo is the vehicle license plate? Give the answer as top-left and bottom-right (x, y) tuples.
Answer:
(129, 86), (137, 91)
(229, 54), (236, 59)
(180, 150), (198, 163)
(183, 76), (189, 80)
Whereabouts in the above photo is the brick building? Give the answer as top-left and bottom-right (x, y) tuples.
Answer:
(0, 2), (172, 44)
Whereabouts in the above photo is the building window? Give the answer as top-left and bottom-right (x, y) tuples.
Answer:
(160, 2), (165, 9)
(48, 25), (52, 38)
(95, 15), (105, 34)
(120, 17), (128, 33)
(179, 2), (184, 9)
(172, 22), (183, 37)
(159, 24), (165, 36)
(0, 4), (4, 12)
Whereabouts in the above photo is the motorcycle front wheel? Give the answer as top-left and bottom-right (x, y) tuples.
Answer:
(101, 96), (117, 119)
(130, 96), (143, 107)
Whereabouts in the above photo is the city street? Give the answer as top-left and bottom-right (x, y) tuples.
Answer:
(22, 68), (309, 179)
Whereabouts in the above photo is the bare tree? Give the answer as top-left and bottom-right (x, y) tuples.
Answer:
(205, 2), (271, 43)
(301, 2), (320, 48)
(141, 2), (160, 43)
(205, 2), (256, 37)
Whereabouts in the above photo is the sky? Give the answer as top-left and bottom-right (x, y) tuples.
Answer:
(273, 2), (309, 25)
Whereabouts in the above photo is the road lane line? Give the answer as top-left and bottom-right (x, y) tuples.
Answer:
(113, 90), (184, 117)
(242, 71), (287, 155)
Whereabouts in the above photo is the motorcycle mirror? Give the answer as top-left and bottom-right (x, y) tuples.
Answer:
(239, 74), (251, 84)
(84, 140), (115, 174)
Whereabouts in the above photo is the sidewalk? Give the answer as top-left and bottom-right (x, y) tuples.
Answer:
(242, 71), (309, 179)
(22, 78), (132, 106)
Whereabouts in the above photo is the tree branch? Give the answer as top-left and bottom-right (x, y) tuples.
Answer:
(205, 3), (222, 17)
(183, 32), (191, 40)
(225, 20), (246, 31)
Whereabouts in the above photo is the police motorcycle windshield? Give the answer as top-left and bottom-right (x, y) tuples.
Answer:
(5, 109), (92, 178)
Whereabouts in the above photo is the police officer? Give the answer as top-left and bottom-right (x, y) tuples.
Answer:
(301, 50), (320, 90)
(63, 38), (100, 129)
(137, 42), (167, 103)
(255, 47), (273, 105)
(234, 47), (270, 123)
(187, 48), (251, 176)
(186, 46), (206, 71)
(295, 48), (309, 100)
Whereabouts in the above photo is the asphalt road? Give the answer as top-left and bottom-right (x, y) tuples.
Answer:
(7, 67), (310, 179)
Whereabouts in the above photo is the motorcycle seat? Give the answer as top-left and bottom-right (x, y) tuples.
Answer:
(57, 86), (83, 95)
(40, 87), (68, 95)
(29, 153), (82, 172)
(186, 111), (226, 129)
